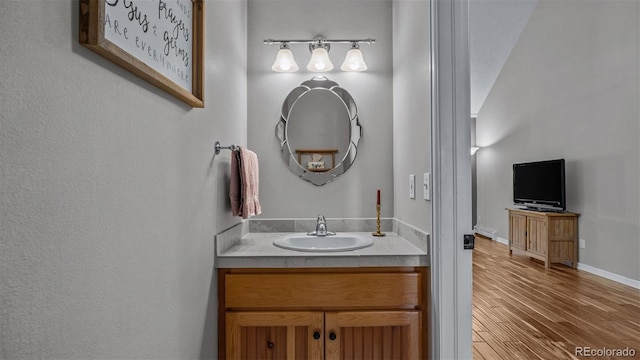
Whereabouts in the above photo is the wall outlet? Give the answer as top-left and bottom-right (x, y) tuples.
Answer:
(409, 174), (416, 199)
(579, 239), (586, 249)
(423, 172), (430, 200)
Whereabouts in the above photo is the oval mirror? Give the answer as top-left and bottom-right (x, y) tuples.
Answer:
(276, 76), (362, 186)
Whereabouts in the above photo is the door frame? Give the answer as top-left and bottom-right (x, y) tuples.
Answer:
(430, 0), (473, 358)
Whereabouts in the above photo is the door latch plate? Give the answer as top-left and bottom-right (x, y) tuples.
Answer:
(464, 234), (475, 250)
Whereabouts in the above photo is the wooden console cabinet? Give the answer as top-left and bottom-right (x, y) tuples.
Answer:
(218, 267), (429, 360)
(507, 208), (579, 268)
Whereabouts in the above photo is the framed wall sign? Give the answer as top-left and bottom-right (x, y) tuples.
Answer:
(80, 0), (204, 107)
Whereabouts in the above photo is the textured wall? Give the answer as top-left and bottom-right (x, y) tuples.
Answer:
(476, 0), (640, 281)
(468, 0), (537, 115)
(247, 0), (393, 219)
(0, 0), (247, 358)
(392, 0), (432, 234)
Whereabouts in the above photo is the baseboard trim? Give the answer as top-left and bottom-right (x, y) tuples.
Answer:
(495, 237), (509, 245)
(577, 263), (640, 290)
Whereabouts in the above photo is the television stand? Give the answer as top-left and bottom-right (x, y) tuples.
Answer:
(524, 206), (564, 213)
(507, 208), (579, 268)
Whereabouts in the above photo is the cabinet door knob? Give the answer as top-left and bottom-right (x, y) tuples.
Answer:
(267, 341), (274, 349)
(329, 332), (337, 341)
(313, 331), (321, 340)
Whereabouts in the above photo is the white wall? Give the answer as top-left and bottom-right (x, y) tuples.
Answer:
(247, 0), (393, 218)
(476, 0), (640, 281)
(392, 0), (431, 233)
(0, 0), (247, 358)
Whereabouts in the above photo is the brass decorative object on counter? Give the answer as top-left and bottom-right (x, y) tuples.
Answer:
(373, 190), (385, 237)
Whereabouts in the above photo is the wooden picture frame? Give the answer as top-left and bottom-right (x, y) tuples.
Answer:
(79, 0), (204, 107)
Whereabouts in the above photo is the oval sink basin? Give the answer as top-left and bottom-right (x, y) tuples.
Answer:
(273, 233), (374, 252)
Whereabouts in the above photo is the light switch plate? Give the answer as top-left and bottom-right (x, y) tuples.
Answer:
(409, 174), (416, 199)
(423, 172), (430, 200)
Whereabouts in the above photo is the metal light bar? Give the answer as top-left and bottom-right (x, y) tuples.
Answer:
(264, 38), (376, 45)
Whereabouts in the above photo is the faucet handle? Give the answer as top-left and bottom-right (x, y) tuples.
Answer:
(314, 215), (328, 236)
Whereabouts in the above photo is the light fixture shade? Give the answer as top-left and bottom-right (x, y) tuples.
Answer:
(306, 47), (334, 72)
(271, 47), (299, 72)
(340, 48), (368, 71)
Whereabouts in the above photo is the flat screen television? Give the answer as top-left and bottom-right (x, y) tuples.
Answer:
(513, 159), (566, 212)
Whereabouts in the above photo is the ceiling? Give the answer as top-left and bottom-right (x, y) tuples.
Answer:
(469, 0), (538, 116)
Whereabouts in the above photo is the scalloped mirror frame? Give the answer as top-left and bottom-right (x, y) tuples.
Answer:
(275, 76), (362, 186)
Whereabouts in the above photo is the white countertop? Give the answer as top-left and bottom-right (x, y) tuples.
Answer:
(215, 232), (428, 268)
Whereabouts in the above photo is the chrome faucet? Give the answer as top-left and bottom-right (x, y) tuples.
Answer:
(307, 215), (335, 236)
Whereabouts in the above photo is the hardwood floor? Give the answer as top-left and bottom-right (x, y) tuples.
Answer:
(473, 235), (640, 360)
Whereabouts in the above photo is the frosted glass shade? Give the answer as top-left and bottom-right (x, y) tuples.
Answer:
(306, 48), (334, 72)
(271, 48), (299, 72)
(340, 48), (368, 71)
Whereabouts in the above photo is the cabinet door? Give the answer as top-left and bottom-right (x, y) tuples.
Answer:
(527, 216), (547, 255)
(226, 311), (323, 360)
(509, 213), (527, 250)
(325, 311), (420, 360)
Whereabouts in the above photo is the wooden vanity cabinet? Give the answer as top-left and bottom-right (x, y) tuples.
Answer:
(218, 267), (429, 360)
(507, 208), (579, 268)
(225, 311), (323, 359)
(324, 311), (420, 359)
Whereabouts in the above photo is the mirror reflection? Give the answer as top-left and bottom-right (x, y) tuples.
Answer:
(276, 76), (362, 186)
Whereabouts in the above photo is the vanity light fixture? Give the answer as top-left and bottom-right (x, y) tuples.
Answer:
(340, 42), (368, 72)
(264, 36), (375, 73)
(271, 42), (299, 72)
(307, 39), (333, 72)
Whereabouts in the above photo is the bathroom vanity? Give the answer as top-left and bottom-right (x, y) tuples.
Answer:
(216, 230), (429, 359)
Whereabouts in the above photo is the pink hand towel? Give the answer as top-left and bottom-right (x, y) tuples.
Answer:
(229, 149), (242, 217)
(239, 147), (261, 219)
